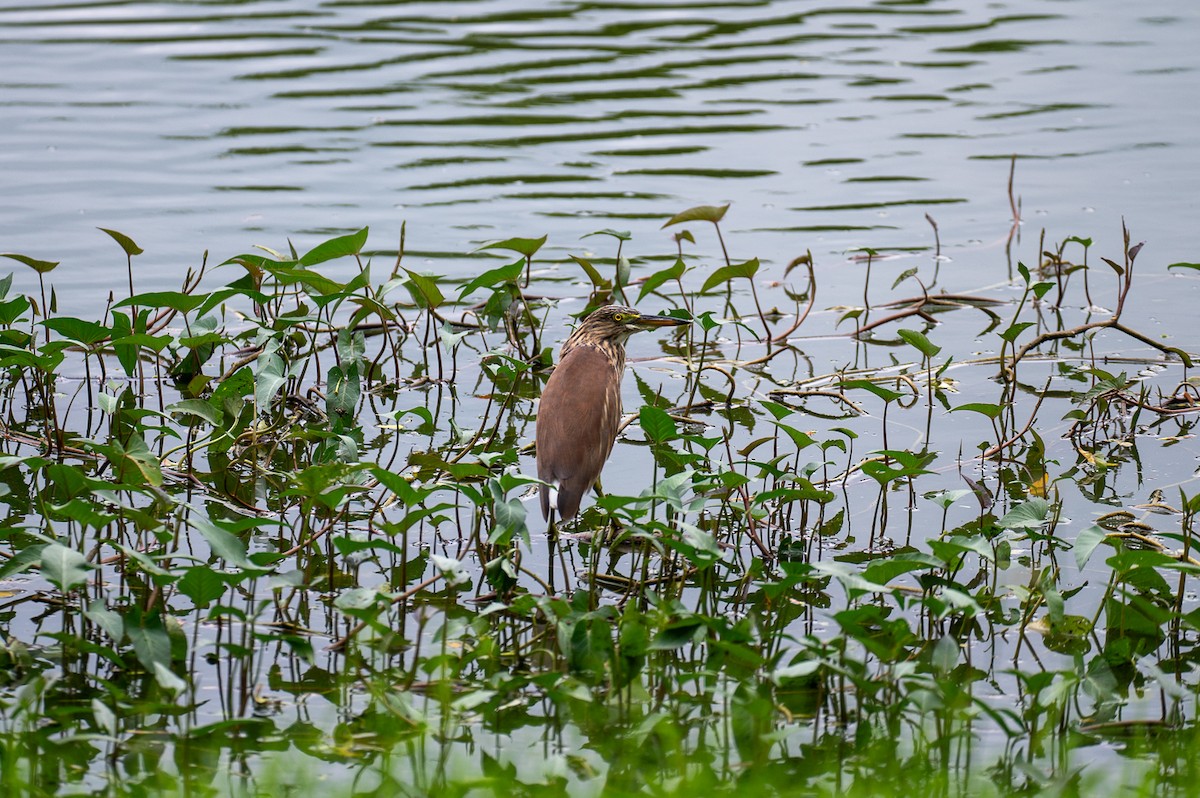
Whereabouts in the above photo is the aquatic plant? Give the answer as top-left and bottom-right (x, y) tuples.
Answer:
(1, 203), (1199, 797)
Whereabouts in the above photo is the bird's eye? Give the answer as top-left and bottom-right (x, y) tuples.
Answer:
(613, 313), (629, 322)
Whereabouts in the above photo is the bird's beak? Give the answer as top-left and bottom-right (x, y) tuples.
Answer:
(634, 313), (689, 328)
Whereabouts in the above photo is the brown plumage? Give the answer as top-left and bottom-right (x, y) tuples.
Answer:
(536, 305), (687, 522)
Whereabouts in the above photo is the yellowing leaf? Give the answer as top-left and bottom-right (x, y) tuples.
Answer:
(1029, 474), (1049, 498)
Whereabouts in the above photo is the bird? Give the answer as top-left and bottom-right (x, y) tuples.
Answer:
(536, 304), (688, 524)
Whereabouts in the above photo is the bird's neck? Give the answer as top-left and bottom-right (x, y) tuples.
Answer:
(562, 335), (626, 372)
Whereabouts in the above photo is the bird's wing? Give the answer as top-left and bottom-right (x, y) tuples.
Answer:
(535, 344), (622, 519)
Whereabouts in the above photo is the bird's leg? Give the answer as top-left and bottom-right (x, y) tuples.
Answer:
(555, 540), (573, 594)
(547, 511), (559, 593)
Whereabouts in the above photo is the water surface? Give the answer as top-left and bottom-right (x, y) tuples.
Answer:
(1, 0), (1196, 311)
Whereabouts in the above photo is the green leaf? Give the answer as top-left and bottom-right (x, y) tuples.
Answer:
(488, 480), (528, 546)
(98, 227), (143, 257)
(996, 497), (1051, 530)
(299, 227), (368, 266)
(1074, 524), (1109, 569)
(569, 255), (610, 289)
(457, 259), (524, 299)
(755, 481), (835, 505)
(952, 402), (1002, 419)
(928, 534), (996, 565)
(193, 284), (272, 319)
(333, 536), (407, 558)
(662, 204), (729, 228)
(695, 310), (721, 332)
(615, 256), (631, 288)
(335, 586), (383, 613)
(774, 422), (815, 451)
(581, 228), (631, 242)
(477, 235), (546, 258)
(402, 269), (445, 309)
(1167, 262), (1200, 272)
(758, 399), (793, 420)
(440, 323), (470, 350)
(126, 608), (171, 673)
(863, 555), (938, 586)
(648, 620), (705, 650)
(178, 566), (231, 608)
(90, 432), (163, 487)
(897, 328), (941, 359)
(112, 291), (207, 314)
(327, 361), (361, 418)
(41, 543), (93, 592)
(700, 258), (759, 294)
(109, 311), (138, 377)
(637, 258), (686, 303)
(153, 662), (187, 694)
(85, 600), (124, 641)
(265, 264), (344, 297)
(926, 489), (973, 510)
(839, 379), (903, 404)
(932, 635), (959, 674)
(0, 544), (45, 581)
(392, 406), (437, 437)
(166, 398), (223, 426)
(639, 406), (677, 444)
(864, 451), (936, 489)
(891, 266), (919, 290)
(192, 517), (267, 572)
(0, 294), (30, 326)
(1000, 321), (1036, 343)
(50, 498), (115, 530)
(254, 348), (287, 409)
(42, 317), (108, 346)
(1, 252), (58, 274)
(677, 522), (721, 567)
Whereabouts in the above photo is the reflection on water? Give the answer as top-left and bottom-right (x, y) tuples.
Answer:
(1, 0), (1197, 312)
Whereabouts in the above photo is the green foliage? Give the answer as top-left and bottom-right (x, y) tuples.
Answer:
(700, 257), (759, 294)
(0, 216), (1195, 798)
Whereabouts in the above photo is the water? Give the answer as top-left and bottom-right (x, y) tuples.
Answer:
(1, 0), (1197, 312)
(2, 2), (1200, 792)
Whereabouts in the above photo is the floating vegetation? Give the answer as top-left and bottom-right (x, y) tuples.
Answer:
(2, 201), (1200, 797)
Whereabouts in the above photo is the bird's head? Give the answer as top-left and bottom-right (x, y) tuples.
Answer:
(574, 304), (689, 345)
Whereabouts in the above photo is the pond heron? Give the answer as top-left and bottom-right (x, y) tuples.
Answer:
(536, 304), (688, 523)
